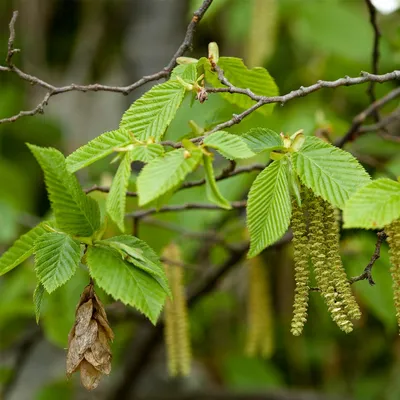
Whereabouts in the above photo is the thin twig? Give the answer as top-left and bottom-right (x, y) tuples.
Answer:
(0, 0), (213, 125)
(84, 163), (264, 197)
(126, 200), (247, 220)
(349, 231), (387, 285)
(6, 11), (19, 66)
(336, 86), (400, 147)
(358, 108), (400, 134)
(180, 162), (264, 190)
(85, 184), (137, 196)
(365, 0), (381, 116)
(310, 231), (387, 291)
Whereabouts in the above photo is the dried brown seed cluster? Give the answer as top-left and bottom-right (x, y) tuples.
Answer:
(290, 188), (361, 334)
(385, 219), (400, 329)
(162, 244), (191, 376)
(66, 284), (114, 390)
(245, 257), (274, 357)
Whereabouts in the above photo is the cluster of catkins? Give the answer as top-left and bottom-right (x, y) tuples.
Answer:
(385, 219), (400, 329)
(290, 188), (361, 335)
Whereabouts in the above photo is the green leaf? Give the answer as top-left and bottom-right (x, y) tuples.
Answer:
(137, 148), (202, 206)
(28, 144), (101, 236)
(240, 128), (284, 153)
(171, 63), (197, 82)
(131, 143), (165, 163)
(101, 235), (170, 295)
(343, 179), (400, 229)
(106, 152), (132, 232)
(247, 159), (291, 257)
(120, 81), (186, 141)
(203, 131), (256, 160)
(203, 154), (232, 209)
(66, 129), (131, 173)
(0, 222), (50, 276)
(202, 56), (278, 116)
(292, 136), (371, 209)
(34, 232), (81, 293)
(33, 282), (45, 324)
(86, 245), (167, 324)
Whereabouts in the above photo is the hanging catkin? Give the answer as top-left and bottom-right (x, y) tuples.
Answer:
(245, 256), (274, 357)
(162, 243), (192, 376)
(306, 190), (353, 333)
(323, 201), (361, 320)
(290, 196), (310, 336)
(385, 219), (400, 329)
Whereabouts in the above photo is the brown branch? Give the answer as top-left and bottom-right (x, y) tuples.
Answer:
(349, 231), (388, 285)
(358, 108), (400, 134)
(205, 71), (400, 105)
(336, 86), (400, 147)
(126, 200), (247, 220)
(6, 11), (19, 66)
(175, 70), (400, 148)
(365, 0), (381, 114)
(0, 0), (213, 125)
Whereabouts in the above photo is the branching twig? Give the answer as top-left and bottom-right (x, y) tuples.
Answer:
(336, 86), (400, 147)
(138, 202), (241, 222)
(182, 70), (400, 147)
(349, 231), (388, 285)
(6, 11), (19, 66)
(0, 0), (213, 125)
(310, 231), (388, 292)
(126, 200), (247, 220)
(358, 108), (400, 134)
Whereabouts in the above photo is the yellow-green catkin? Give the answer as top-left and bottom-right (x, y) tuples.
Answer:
(307, 191), (353, 333)
(385, 219), (400, 329)
(162, 244), (192, 376)
(290, 197), (310, 336)
(323, 201), (361, 320)
(245, 257), (274, 357)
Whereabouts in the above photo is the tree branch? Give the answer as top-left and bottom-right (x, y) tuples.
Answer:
(180, 70), (400, 147)
(357, 108), (400, 134)
(349, 231), (387, 285)
(0, 0), (214, 125)
(335, 86), (400, 147)
(126, 200), (247, 220)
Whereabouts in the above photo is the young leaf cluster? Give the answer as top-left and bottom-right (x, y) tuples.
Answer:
(0, 145), (170, 324)
(247, 135), (370, 257)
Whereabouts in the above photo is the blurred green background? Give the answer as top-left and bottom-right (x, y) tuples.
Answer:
(1, 0), (400, 399)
